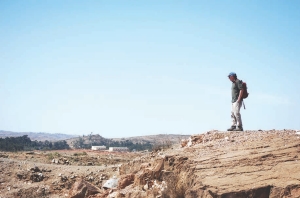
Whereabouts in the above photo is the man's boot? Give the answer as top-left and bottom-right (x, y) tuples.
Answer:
(227, 126), (236, 131)
(233, 126), (243, 131)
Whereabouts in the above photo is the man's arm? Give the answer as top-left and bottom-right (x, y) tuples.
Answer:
(237, 89), (244, 102)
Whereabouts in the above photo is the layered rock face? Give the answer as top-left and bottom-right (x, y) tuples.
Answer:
(112, 130), (300, 197)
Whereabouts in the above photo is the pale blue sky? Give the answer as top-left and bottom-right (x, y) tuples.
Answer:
(1, 0), (299, 138)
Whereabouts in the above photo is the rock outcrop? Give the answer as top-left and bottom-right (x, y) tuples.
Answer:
(105, 130), (300, 197)
(68, 179), (101, 198)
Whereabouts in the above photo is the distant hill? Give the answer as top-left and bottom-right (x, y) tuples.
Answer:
(66, 133), (190, 149)
(111, 134), (191, 144)
(0, 130), (77, 141)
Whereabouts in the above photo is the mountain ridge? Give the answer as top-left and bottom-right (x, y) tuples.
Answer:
(0, 130), (77, 141)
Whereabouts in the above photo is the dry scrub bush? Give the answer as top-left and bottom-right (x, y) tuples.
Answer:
(73, 151), (87, 156)
(46, 152), (61, 160)
(152, 139), (173, 152)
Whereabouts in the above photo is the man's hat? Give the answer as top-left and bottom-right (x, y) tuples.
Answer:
(228, 72), (236, 77)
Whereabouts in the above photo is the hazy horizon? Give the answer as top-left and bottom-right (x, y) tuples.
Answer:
(0, 129), (191, 139)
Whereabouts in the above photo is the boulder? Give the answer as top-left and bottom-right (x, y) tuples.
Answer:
(118, 174), (135, 189)
(87, 189), (109, 198)
(53, 159), (59, 164)
(181, 139), (188, 147)
(69, 178), (101, 198)
(16, 171), (27, 180)
(30, 172), (44, 182)
(277, 184), (300, 198)
(102, 176), (119, 189)
(135, 159), (165, 186)
(30, 166), (41, 173)
(151, 159), (164, 179)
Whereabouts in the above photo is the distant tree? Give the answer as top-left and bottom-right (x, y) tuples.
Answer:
(73, 136), (85, 149)
(53, 140), (70, 150)
(0, 135), (70, 152)
(89, 132), (93, 146)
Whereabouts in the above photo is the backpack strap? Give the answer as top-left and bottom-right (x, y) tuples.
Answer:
(243, 101), (246, 109)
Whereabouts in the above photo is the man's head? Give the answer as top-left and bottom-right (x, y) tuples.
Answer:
(228, 72), (237, 82)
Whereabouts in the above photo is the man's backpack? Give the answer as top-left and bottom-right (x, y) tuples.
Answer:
(241, 81), (249, 99)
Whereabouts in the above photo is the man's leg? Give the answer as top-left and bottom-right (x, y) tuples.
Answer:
(228, 103), (237, 131)
(231, 102), (237, 126)
(233, 101), (243, 130)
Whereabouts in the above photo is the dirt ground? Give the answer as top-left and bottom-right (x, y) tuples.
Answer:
(1, 130), (300, 198)
(0, 149), (143, 198)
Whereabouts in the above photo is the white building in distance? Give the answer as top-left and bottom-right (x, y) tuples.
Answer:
(109, 147), (129, 152)
(91, 146), (106, 151)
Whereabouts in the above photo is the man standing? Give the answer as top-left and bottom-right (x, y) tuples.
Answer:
(227, 72), (244, 131)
